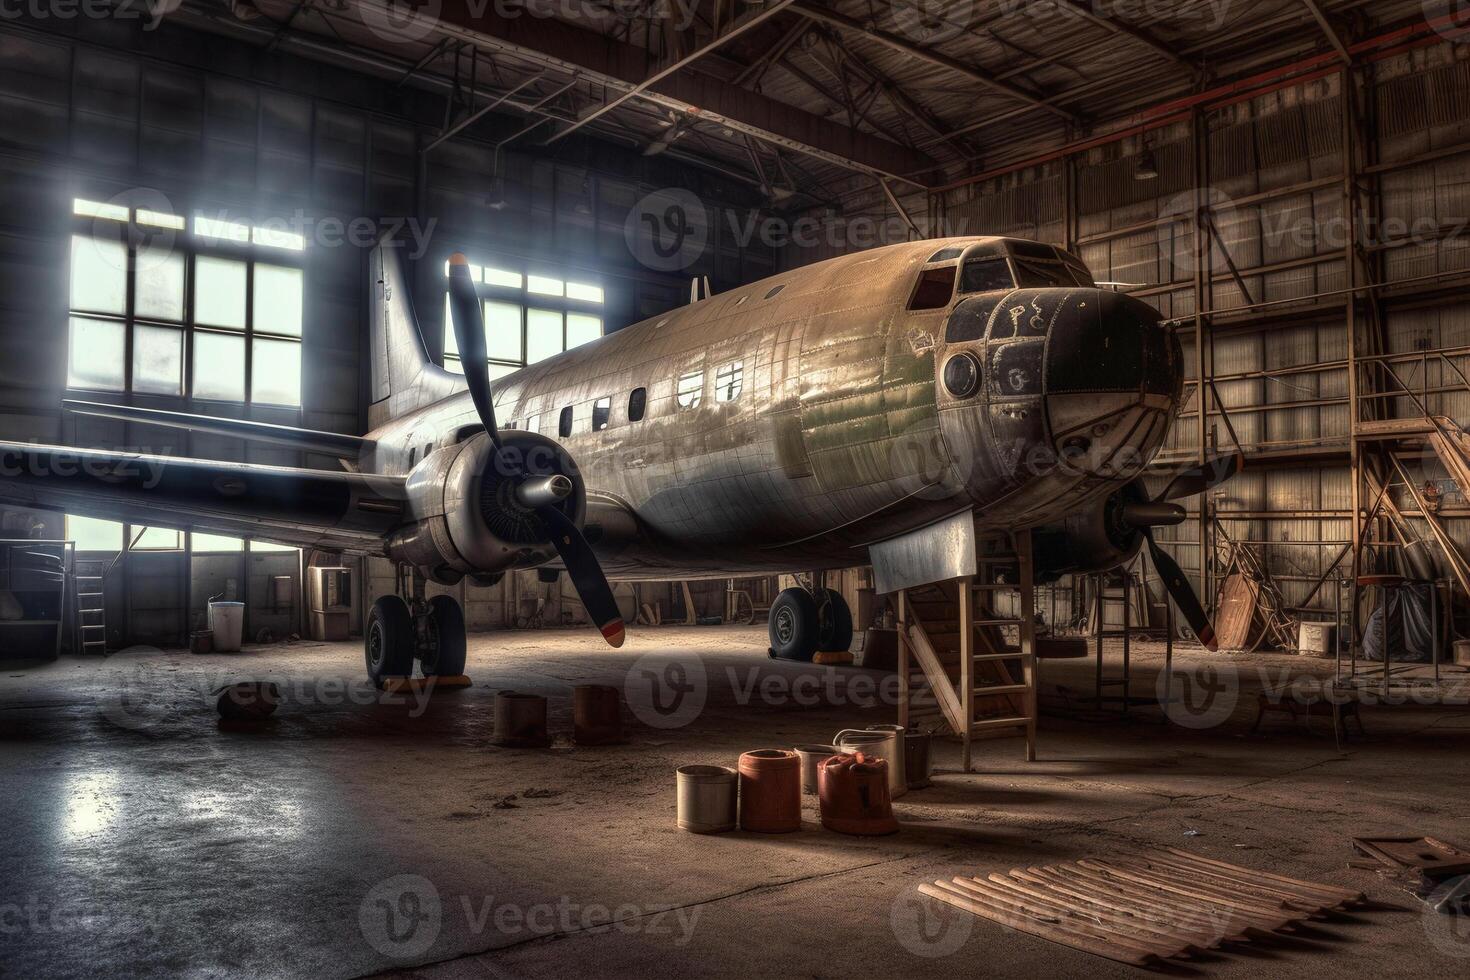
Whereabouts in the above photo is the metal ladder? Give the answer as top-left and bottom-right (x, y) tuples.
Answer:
(897, 532), (1038, 771)
(74, 558), (109, 655)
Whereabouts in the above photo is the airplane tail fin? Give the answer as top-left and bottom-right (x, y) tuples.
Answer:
(368, 239), (461, 428)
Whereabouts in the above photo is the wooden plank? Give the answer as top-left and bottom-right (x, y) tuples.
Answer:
(1012, 868), (1253, 945)
(980, 874), (1210, 952)
(1079, 860), (1291, 918)
(1051, 864), (1298, 934)
(959, 576), (974, 772)
(1162, 849), (1364, 905)
(904, 621), (966, 734)
(1139, 852), (1359, 909)
(919, 881), (1166, 967)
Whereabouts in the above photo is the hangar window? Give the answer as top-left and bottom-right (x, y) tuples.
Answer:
(592, 397), (611, 431)
(443, 259), (603, 375)
(66, 199), (304, 408)
(628, 387), (647, 422)
(558, 406), (573, 437)
(908, 265), (957, 311)
(715, 362), (743, 403)
(676, 370), (704, 409)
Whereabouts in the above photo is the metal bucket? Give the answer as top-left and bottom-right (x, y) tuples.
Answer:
(903, 731), (932, 789)
(866, 724), (908, 790)
(833, 728), (905, 798)
(676, 765), (737, 834)
(793, 744), (838, 795)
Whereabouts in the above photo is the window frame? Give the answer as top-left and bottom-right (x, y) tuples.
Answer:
(443, 258), (604, 375)
(66, 199), (306, 407)
(676, 369), (705, 410)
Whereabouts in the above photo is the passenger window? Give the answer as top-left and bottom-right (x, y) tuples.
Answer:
(715, 362), (743, 403)
(676, 370), (703, 409)
(959, 258), (1014, 295)
(408, 447), (418, 467)
(558, 406), (572, 437)
(628, 387), (647, 422)
(908, 266), (957, 311)
(592, 397), (610, 431)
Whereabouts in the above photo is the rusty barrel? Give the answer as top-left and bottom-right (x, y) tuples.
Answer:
(738, 749), (802, 833)
(573, 684), (623, 745)
(493, 691), (550, 748)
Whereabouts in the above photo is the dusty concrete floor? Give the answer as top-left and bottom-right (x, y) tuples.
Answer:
(3, 626), (1470, 979)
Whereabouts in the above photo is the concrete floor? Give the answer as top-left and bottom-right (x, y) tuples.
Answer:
(3, 626), (1470, 979)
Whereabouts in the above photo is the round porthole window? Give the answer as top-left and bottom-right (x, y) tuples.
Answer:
(942, 352), (981, 399)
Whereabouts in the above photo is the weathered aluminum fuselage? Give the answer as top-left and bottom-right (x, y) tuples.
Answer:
(363, 237), (1183, 580)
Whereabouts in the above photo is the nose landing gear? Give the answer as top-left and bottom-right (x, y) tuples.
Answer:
(768, 584), (854, 661)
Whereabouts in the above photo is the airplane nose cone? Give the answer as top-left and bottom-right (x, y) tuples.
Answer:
(1047, 290), (1180, 398)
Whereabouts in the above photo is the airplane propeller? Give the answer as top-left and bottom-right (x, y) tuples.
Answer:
(447, 254), (626, 648)
(1116, 453), (1244, 652)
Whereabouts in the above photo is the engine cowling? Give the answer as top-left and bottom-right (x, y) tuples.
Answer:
(385, 431), (585, 586)
(1030, 480), (1148, 582)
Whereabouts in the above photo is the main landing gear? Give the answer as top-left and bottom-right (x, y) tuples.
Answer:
(768, 583), (853, 662)
(365, 568), (468, 687)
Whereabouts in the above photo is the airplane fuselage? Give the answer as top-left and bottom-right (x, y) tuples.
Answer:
(363, 237), (1183, 580)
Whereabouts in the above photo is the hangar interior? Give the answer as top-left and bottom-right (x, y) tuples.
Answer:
(3, 1), (1470, 978)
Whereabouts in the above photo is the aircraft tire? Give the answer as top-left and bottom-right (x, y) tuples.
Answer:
(769, 588), (819, 661)
(422, 595), (468, 677)
(816, 588), (854, 653)
(366, 595), (415, 686)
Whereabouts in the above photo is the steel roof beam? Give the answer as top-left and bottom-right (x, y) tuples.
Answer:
(788, 1), (1082, 126)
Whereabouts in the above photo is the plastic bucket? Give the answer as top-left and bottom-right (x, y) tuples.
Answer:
(207, 602), (245, 652)
(676, 765), (737, 834)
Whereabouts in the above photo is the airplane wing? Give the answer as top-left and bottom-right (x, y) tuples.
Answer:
(0, 441), (405, 553)
(64, 400), (372, 461)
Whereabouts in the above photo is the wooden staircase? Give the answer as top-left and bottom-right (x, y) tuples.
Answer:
(896, 533), (1038, 770)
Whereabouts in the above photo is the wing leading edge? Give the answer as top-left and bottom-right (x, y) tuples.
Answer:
(64, 400), (372, 461)
(0, 441), (405, 553)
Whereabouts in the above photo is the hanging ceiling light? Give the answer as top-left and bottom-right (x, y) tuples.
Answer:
(1134, 144), (1160, 181)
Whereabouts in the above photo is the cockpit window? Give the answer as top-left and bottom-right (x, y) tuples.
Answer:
(927, 246), (964, 262)
(959, 257), (1014, 294)
(1013, 258), (1077, 288)
(1010, 241), (1059, 260)
(908, 265), (957, 310)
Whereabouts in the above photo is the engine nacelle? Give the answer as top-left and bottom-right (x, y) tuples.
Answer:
(385, 431), (585, 586)
(1030, 481), (1147, 582)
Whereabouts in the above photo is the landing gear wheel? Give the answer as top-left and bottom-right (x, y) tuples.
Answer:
(421, 595), (467, 677)
(365, 595), (415, 687)
(815, 588), (854, 653)
(769, 588), (819, 662)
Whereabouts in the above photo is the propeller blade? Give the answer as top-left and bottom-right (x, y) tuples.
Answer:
(1143, 529), (1217, 651)
(536, 504), (626, 648)
(1158, 452), (1244, 502)
(447, 253), (500, 447)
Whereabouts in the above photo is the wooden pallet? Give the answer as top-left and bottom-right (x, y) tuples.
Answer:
(918, 849), (1364, 967)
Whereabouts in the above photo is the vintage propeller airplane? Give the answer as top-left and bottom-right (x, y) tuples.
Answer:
(2, 235), (1238, 682)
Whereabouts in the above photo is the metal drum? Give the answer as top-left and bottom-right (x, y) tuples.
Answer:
(493, 691), (550, 748)
(573, 684), (623, 745)
(676, 765), (738, 834)
(833, 728), (905, 799)
(793, 744), (839, 796)
(738, 750), (802, 833)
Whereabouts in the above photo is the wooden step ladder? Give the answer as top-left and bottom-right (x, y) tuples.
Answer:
(73, 558), (109, 655)
(896, 532), (1038, 770)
